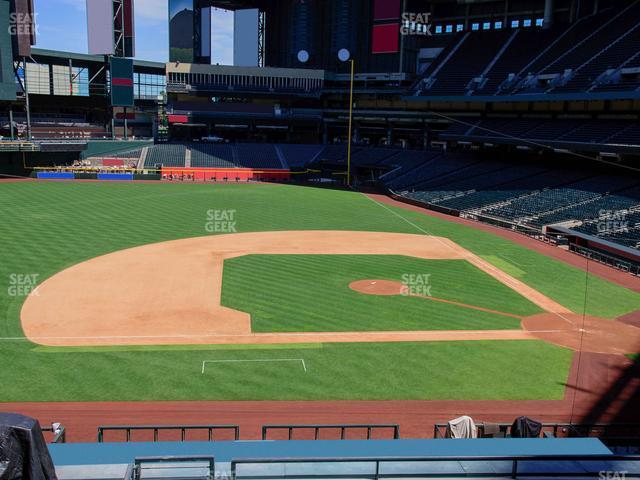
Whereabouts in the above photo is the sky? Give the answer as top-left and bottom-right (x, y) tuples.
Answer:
(32, 0), (234, 64)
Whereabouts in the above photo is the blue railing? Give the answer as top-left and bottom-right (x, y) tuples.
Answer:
(126, 455), (215, 480)
(262, 424), (400, 441)
(230, 454), (640, 479)
(97, 424), (240, 443)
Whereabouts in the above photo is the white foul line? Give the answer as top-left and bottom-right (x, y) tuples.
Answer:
(363, 194), (578, 325)
(201, 358), (307, 374)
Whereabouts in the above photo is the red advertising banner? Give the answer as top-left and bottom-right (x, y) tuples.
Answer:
(372, 23), (399, 54)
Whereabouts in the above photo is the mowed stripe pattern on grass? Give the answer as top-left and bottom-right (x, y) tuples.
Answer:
(0, 340), (570, 401)
(221, 255), (542, 332)
(0, 181), (636, 401)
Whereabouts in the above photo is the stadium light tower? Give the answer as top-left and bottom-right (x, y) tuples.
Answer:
(338, 49), (355, 188)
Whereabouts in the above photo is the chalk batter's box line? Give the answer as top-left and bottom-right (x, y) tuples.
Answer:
(201, 358), (308, 374)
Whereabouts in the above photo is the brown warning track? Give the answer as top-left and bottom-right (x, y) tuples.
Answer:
(0, 178), (33, 183)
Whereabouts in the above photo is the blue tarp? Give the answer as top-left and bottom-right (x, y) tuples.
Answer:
(37, 172), (75, 179)
(97, 173), (134, 181)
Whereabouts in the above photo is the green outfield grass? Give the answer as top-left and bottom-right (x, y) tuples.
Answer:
(222, 255), (541, 332)
(0, 340), (570, 401)
(0, 181), (638, 401)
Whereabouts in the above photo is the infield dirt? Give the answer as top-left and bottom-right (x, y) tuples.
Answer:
(22, 230), (570, 347)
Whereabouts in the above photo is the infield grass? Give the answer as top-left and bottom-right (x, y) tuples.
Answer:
(222, 255), (541, 332)
(0, 181), (638, 401)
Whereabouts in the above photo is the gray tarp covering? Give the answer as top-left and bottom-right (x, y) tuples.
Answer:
(445, 416), (478, 439)
(0, 413), (57, 480)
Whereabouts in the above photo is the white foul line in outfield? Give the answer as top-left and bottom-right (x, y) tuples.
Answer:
(201, 358), (307, 374)
(363, 194), (577, 326)
(363, 194), (438, 239)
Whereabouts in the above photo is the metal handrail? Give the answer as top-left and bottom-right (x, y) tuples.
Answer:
(97, 424), (239, 443)
(0, 142), (39, 152)
(434, 422), (640, 439)
(262, 424), (400, 440)
(126, 455), (215, 480)
(231, 454), (640, 480)
(41, 425), (66, 444)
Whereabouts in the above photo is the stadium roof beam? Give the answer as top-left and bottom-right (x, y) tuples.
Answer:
(29, 48), (164, 72)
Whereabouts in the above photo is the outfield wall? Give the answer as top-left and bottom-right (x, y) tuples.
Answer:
(161, 167), (291, 182)
(1, 151), (83, 177)
(34, 171), (161, 181)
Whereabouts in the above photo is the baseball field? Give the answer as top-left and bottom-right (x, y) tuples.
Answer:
(1, 180), (640, 409)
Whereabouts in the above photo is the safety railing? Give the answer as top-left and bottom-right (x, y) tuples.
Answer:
(41, 424), (66, 444)
(230, 454), (640, 480)
(434, 422), (640, 440)
(0, 141), (39, 152)
(434, 422), (572, 438)
(262, 424), (400, 441)
(570, 243), (640, 276)
(124, 456), (215, 480)
(97, 424), (240, 443)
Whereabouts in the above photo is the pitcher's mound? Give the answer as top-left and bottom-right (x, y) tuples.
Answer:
(349, 280), (405, 296)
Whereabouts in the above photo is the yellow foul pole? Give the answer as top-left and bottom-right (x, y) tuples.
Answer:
(346, 59), (355, 187)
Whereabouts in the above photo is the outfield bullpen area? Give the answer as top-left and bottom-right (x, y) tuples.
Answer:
(1, 180), (640, 439)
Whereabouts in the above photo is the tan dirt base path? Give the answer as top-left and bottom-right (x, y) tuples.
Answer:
(22, 230), (566, 347)
(523, 313), (640, 355)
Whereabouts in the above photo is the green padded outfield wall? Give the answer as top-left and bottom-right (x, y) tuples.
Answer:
(0, 0), (16, 100)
